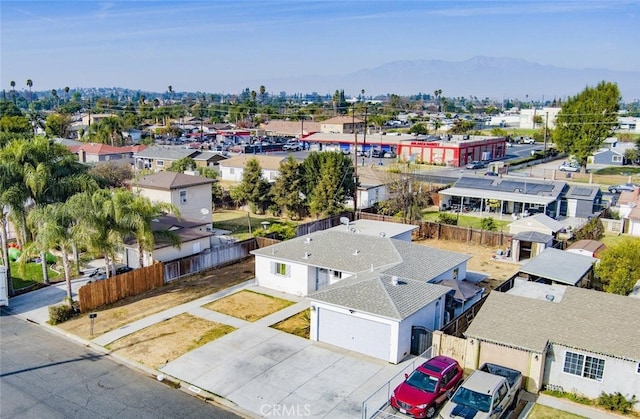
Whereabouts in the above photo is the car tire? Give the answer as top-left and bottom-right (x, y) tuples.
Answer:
(426, 405), (436, 418)
(610, 188), (617, 194)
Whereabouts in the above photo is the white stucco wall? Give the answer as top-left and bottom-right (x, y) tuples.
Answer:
(134, 183), (213, 221)
(151, 237), (210, 262)
(255, 256), (312, 296)
(545, 344), (640, 404)
(218, 166), (280, 183)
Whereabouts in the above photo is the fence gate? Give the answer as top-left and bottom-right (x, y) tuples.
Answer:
(411, 326), (432, 356)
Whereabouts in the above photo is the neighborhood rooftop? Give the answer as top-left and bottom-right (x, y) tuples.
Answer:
(465, 287), (640, 361)
(518, 247), (596, 286)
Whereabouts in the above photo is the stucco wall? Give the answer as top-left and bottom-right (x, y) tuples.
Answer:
(152, 237), (210, 262)
(476, 340), (542, 392)
(255, 256), (311, 296)
(545, 344), (640, 404)
(395, 298), (445, 362)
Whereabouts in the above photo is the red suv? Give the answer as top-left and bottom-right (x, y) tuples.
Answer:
(390, 356), (463, 418)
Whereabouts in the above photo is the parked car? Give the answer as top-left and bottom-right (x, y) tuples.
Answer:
(390, 356), (463, 418)
(88, 265), (133, 281)
(282, 141), (302, 151)
(521, 137), (536, 144)
(439, 363), (522, 419)
(558, 162), (580, 172)
(466, 161), (485, 170)
(608, 183), (637, 194)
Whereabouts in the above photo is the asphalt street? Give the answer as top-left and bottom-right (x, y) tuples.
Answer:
(0, 312), (240, 419)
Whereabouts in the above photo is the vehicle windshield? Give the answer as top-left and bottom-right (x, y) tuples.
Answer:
(451, 387), (492, 413)
(405, 370), (439, 393)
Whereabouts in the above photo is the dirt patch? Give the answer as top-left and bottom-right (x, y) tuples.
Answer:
(58, 258), (255, 340)
(203, 290), (294, 322)
(271, 309), (310, 339)
(415, 238), (520, 288)
(106, 313), (235, 369)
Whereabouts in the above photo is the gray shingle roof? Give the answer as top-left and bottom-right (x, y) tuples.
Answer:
(519, 248), (595, 286)
(134, 147), (199, 160)
(510, 213), (564, 232)
(131, 171), (214, 190)
(251, 230), (470, 280)
(512, 231), (553, 243)
(465, 288), (640, 361)
(309, 271), (451, 320)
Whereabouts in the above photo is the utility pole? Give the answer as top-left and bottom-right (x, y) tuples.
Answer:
(543, 112), (549, 155)
(361, 89), (367, 166)
(352, 107), (358, 212)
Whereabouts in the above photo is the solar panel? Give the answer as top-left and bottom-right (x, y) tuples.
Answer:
(495, 181), (520, 192)
(455, 178), (494, 189)
(572, 187), (594, 197)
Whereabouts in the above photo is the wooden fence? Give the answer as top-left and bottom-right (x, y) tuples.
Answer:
(78, 263), (164, 312)
(294, 212), (353, 237)
(356, 212), (509, 247)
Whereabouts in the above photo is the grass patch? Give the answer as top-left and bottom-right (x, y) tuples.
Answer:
(106, 313), (235, 368)
(271, 309), (310, 339)
(528, 404), (587, 419)
(10, 261), (61, 290)
(594, 166), (640, 176)
(421, 210), (512, 230)
(203, 289), (294, 322)
(212, 209), (293, 240)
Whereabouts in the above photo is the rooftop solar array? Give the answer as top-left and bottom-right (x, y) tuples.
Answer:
(571, 187), (595, 197)
(455, 177), (559, 196)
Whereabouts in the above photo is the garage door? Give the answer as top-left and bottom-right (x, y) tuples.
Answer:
(317, 308), (391, 361)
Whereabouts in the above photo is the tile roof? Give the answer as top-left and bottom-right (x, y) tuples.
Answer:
(251, 229), (470, 281)
(131, 171), (214, 190)
(518, 248), (595, 286)
(465, 287), (640, 361)
(309, 271), (451, 320)
(218, 155), (287, 171)
(69, 143), (147, 155)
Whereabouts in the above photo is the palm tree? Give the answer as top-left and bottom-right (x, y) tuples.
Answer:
(0, 160), (27, 297)
(10, 81), (16, 104)
(26, 79), (33, 104)
(64, 86), (70, 103)
(434, 89), (443, 112)
(259, 85), (266, 103)
(51, 89), (58, 110)
(113, 191), (181, 268)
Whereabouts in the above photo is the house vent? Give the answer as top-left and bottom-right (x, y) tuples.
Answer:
(305, 237), (312, 243)
(391, 276), (399, 286)
(379, 232), (386, 237)
(352, 249), (359, 255)
(303, 252), (310, 259)
(545, 294), (555, 302)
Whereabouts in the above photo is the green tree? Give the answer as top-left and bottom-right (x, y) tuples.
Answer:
(594, 239), (640, 295)
(45, 113), (73, 138)
(553, 81), (621, 171)
(272, 155), (305, 219)
(480, 217), (497, 231)
(88, 161), (133, 188)
(376, 170), (430, 223)
(0, 159), (27, 296)
(168, 157), (196, 172)
(234, 158), (272, 214)
(408, 123), (428, 135)
(301, 151), (354, 214)
(449, 119), (476, 134)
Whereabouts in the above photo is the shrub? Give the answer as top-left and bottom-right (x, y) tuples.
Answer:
(597, 392), (637, 414)
(480, 217), (497, 231)
(437, 213), (458, 225)
(48, 301), (77, 325)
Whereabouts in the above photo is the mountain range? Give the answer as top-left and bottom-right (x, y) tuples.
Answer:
(250, 56), (639, 102)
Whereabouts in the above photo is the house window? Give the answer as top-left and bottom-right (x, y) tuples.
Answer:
(157, 160), (164, 167)
(612, 155), (622, 163)
(637, 363), (640, 374)
(179, 190), (187, 204)
(230, 168), (235, 174)
(452, 267), (459, 281)
(563, 351), (605, 381)
(272, 262), (289, 277)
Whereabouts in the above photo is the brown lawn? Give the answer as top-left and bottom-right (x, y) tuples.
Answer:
(271, 309), (310, 339)
(106, 313), (235, 369)
(58, 258), (255, 340)
(203, 290), (294, 322)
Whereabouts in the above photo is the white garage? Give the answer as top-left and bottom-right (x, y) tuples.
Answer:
(309, 272), (452, 364)
(316, 307), (392, 361)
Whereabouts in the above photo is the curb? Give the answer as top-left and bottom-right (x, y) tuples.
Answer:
(29, 318), (257, 419)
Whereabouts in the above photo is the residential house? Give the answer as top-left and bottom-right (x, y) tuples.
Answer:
(351, 166), (392, 209)
(616, 188), (640, 236)
(327, 219), (417, 242)
(591, 137), (636, 165)
(251, 226), (473, 363)
(122, 214), (214, 268)
(191, 151), (228, 169)
(320, 115), (364, 134)
(508, 214), (564, 261)
(129, 171), (214, 221)
(517, 247), (596, 288)
(69, 143), (147, 165)
(566, 240), (606, 258)
(133, 147), (200, 171)
(564, 185), (604, 218)
(464, 282), (640, 405)
(218, 155), (286, 183)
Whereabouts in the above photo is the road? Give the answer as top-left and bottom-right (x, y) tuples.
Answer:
(0, 312), (240, 419)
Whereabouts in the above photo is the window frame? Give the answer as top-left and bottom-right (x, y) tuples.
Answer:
(563, 350), (605, 381)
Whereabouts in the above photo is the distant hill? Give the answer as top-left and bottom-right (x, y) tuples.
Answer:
(254, 56), (639, 101)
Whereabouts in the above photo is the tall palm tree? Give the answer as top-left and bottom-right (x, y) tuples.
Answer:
(0, 160), (27, 297)
(259, 85), (266, 103)
(113, 191), (181, 268)
(64, 86), (70, 103)
(26, 79), (33, 104)
(10, 81), (16, 104)
(51, 89), (58, 110)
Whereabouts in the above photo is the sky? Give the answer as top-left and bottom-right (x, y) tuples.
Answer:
(1, 0), (639, 96)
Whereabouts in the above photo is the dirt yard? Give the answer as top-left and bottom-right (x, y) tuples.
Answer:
(203, 290), (294, 322)
(58, 258), (255, 340)
(106, 313), (236, 369)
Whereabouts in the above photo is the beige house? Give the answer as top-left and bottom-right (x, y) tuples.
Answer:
(130, 171), (214, 221)
(320, 115), (364, 134)
(218, 155), (287, 183)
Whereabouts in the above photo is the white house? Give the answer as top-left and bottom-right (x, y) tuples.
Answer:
(351, 166), (392, 210)
(616, 188), (640, 236)
(309, 272), (452, 363)
(218, 155), (286, 183)
(465, 283), (640, 404)
(326, 219), (417, 242)
(129, 171), (214, 221)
